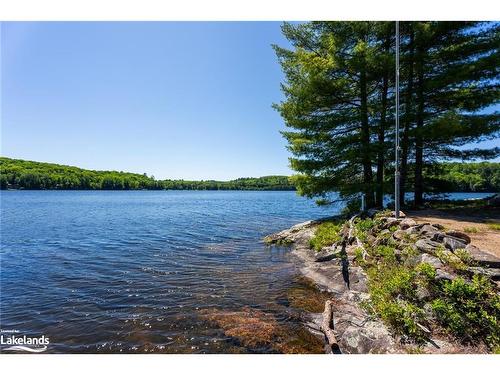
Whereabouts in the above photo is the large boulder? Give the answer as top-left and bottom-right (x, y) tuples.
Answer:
(443, 236), (467, 251)
(400, 218), (417, 230)
(417, 253), (443, 269)
(435, 269), (457, 281)
(381, 217), (401, 230)
(415, 239), (442, 255)
(445, 230), (471, 245)
(419, 224), (439, 236)
(467, 266), (500, 281)
(465, 245), (500, 268)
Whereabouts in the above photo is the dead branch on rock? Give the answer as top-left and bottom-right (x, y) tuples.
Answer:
(321, 300), (341, 354)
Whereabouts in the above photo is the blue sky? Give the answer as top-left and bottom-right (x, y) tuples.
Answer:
(1, 22), (293, 180)
(1, 22), (498, 180)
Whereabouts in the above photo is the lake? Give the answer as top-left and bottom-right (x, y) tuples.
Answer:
(0, 190), (493, 353)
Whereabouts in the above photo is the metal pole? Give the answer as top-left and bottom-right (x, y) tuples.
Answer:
(394, 21), (401, 219)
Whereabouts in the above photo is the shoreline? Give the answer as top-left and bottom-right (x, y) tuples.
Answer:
(265, 209), (500, 354)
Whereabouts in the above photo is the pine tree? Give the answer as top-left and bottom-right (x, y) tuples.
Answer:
(273, 22), (389, 208)
(409, 21), (500, 206)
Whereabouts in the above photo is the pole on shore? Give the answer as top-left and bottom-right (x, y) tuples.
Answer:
(394, 21), (401, 219)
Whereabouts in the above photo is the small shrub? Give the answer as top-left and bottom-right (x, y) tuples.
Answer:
(354, 247), (365, 263)
(309, 222), (341, 251)
(432, 275), (500, 350)
(436, 246), (466, 271)
(373, 245), (397, 264)
(463, 227), (479, 234)
(487, 223), (500, 231)
(416, 263), (436, 280)
(354, 218), (375, 243)
(376, 300), (427, 342)
(455, 248), (475, 266)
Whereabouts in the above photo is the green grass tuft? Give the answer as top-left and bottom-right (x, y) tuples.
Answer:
(309, 222), (342, 251)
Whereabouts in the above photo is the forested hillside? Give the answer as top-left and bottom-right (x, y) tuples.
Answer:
(0, 157), (294, 191)
(1, 157), (498, 192)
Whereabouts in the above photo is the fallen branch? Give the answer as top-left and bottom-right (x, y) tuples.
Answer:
(321, 300), (341, 354)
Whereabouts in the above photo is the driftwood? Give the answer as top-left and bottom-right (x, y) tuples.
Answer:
(321, 300), (341, 354)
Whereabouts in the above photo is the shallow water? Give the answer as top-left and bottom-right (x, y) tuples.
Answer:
(0, 190), (493, 353)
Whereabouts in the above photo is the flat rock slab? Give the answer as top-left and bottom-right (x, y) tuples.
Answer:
(466, 245), (500, 268)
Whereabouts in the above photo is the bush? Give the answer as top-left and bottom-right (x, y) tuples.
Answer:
(432, 275), (500, 350)
(309, 222), (342, 251)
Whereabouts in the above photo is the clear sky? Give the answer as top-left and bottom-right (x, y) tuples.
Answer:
(1, 22), (294, 180)
(1, 22), (498, 180)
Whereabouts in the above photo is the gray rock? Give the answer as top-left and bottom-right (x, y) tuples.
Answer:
(419, 224), (439, 236)
(391, 210), (407, 218)
(400, 218), (417, 229)
(382, 217), (401, 230)
(314, 248), (341, 262)
(467, 267), (500, 281)
(431, 232), (445, 242)
(422, 303), (435, 320)
(432, 223), (445, 230)
(445, 230), (471, 245)
(416, 284), (431, 300)
(392, 229), (407, 241)
(465, 244), (500, 268)
(417, 253), (443, 269)
(435, 269), (457, 281)
(415, 238), (442, 255)
(443, 236), (467, 251)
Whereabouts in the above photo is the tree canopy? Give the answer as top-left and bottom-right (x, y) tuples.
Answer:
(274, 21), (499, 208)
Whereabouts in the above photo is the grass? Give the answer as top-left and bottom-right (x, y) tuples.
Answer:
(309, 221), (342, 251)
(463, 226), (479, 234)
(487, 223), (500, 231)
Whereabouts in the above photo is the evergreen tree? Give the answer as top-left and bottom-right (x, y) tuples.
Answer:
(274, 21), (499, 209)
(273, 21), (391, 208)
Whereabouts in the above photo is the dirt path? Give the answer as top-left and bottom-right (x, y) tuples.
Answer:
(407, 209), (500, 257)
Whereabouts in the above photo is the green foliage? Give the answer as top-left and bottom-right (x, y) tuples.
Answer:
(274, 21), (500, 209)
(0, 157), (295, 191)
(488, 223), (500, 231)
(415, 263), (436, 280)
(431, 275), (500, 349)
(366, 259), (429, 342)
(425, 162), (500, 193)
(463, 227), (479, 234)
(309, 222), (342, 251)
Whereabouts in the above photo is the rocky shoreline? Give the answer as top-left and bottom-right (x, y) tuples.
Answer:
(264, 210), (500, 354)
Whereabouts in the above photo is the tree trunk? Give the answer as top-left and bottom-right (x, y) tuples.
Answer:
(414, 34), (425, 208)
(376, 34), (391, 208)
(360, 63), (374, 208)
(400, 24), (414, 207)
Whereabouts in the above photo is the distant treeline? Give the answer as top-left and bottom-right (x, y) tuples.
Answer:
(0, 157), (294, 191)
(425, 162), (500, 193)
(0, 157), (498, 192)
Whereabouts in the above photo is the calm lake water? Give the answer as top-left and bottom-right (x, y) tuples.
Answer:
(0, 190), (494, 353)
